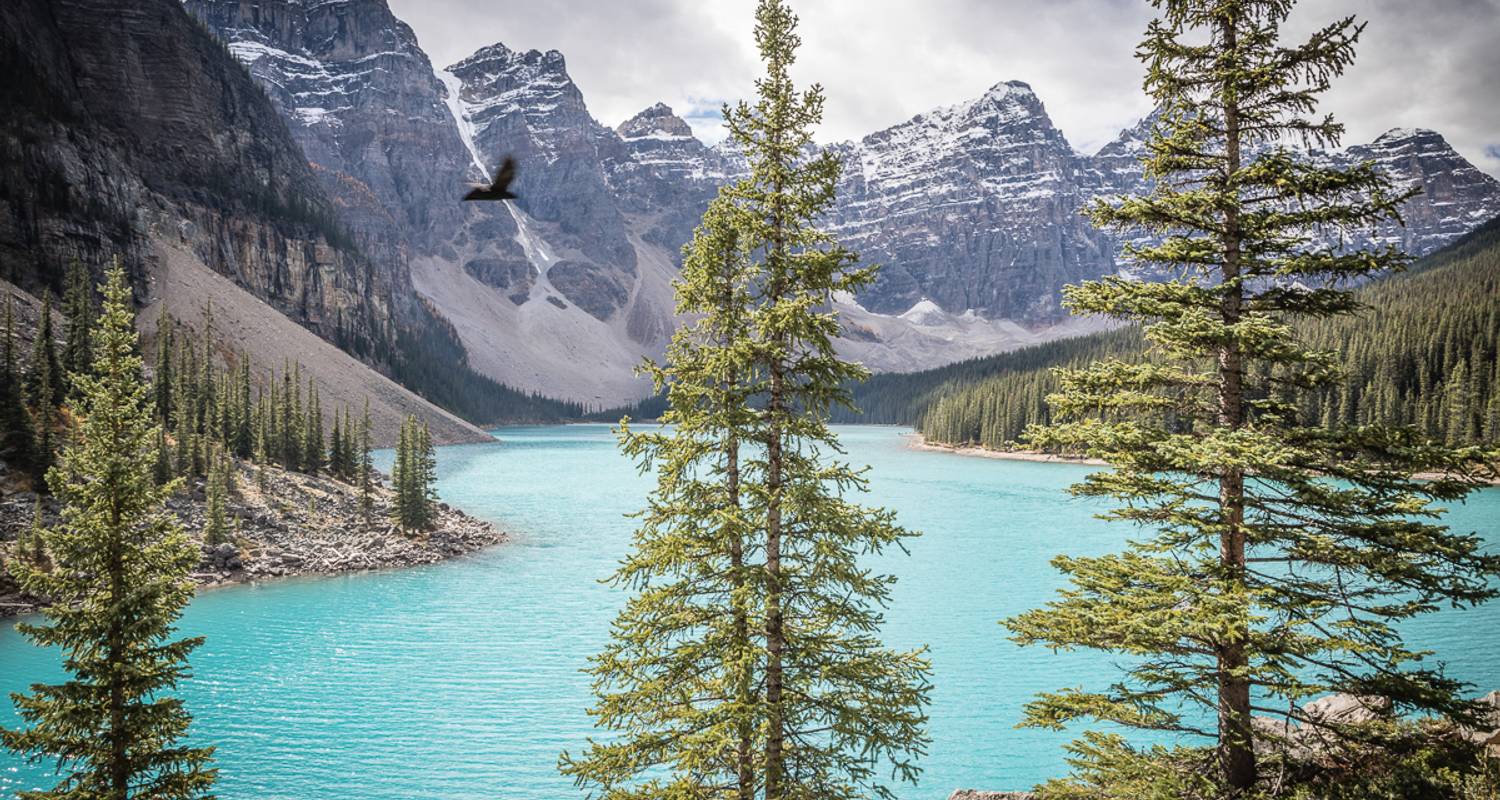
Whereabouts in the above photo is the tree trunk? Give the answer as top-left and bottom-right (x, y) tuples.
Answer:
(108, 466), (129, 799)
(1216, 12), (1257, 793)
(721, 271), (755, 800)
(764, 351), (785, 800)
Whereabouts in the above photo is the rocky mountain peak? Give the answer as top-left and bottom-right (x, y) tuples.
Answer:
(618, 103), (696, 140)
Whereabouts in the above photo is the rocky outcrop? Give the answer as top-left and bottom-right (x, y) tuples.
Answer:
(445, 43), (639, 317)
(0, 458), (505, 618)
(606, 103), (735, 251)
(1468, 691), (1500, 758)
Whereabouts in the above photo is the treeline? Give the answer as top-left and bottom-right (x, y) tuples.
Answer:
(0, 261), (439, 533)
(850, 216), (1500, 450)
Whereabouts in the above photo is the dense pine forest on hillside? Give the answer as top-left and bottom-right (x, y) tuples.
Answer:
(837, 215), (1500, 451)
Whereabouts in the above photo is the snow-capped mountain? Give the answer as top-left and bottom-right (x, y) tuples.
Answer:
(828, 81), (1113, 322)
(187, 0), (1500, 401)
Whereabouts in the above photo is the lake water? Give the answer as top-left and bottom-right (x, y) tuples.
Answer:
(2, 425), (1497, 799)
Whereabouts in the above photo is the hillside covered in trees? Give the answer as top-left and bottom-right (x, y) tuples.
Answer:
(838, 215), (1500, 451)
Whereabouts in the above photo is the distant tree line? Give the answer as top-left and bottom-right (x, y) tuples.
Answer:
(842, 216), (1500, 452)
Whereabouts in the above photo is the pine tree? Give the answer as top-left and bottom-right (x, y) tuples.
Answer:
(279, 364), (297, 470)
(414, 422), (436, 528)
(303, 379), (323, 474)
(390, 416), (436, 531)
(203, 444), (231, 548)
(198, 306), (216, 443)
(0, 294), (39, 476)
(153, 426), (174, 488)
(154, 311), (174, 423)
(563, 4), (930, 797)
(234, 357), (253, 459)
(358, 399), (373, 525)
(329, 409), (344, 480)
(17, 498), (49, 571)
(61, 260), (95, 388)
(391, 416), (410, 529)
(1, 262), (217, 798)
(1005, 2), (1500, 794)
(27, 292), (63, 410)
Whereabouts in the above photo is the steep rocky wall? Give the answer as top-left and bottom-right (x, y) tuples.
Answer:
(0, 0), (394, 359)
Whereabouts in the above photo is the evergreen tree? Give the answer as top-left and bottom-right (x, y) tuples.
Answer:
(563, 4), (930, 797)
(358, 400), (373, 525)
(153, 427), (174, 488)
(27, 292), (63, 410)
(234, 358), (253, 459)
(329, 409), (343, 479)
(154, 312), (174, 423)
(303, 379), (323, 474)
(17, 498), (49, 571)
(1005, 2), (1500, 795)
(279, 364), (297, 471)
(391, 417), (410, 529)
(1, 263), (217, 798)
(198, 306), (215, 443)
(61, 260), (96, 388)
(414, 422), (436, 527)
(391, 416), (436, 531)
(203, 445), (231, 548)
(0, 294), (39, 476)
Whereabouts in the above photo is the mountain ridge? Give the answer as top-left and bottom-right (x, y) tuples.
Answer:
(185, 0), (1500, 404)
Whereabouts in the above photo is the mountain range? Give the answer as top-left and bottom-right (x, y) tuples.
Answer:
(6, 0), (1498, 417)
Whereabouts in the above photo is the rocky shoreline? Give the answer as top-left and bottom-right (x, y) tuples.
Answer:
(0, 460), (506, 618)
(944, 692), (1500, 799)
(904, 432), (1106, 467)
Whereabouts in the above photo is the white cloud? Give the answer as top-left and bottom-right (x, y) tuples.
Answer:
(390, 0), (1500, 174)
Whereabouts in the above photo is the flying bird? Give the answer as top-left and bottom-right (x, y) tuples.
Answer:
(463, 157), (519, 201)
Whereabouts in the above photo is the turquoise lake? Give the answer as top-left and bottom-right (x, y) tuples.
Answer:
(2, 424), (1498, 798)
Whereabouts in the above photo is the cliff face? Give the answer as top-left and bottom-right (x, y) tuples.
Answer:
(606, 102), (738, 254)
(182, 0), (496, 294)
(829, 82), (1114, 321)
(0, 0), (392, 356)
(445, 43), (641, 321)
(180, 0), (1500, 395)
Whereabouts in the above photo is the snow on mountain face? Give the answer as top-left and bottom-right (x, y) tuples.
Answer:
(834, 96), (1500, 320)
(188, 0), (1500, 397)
(606, 103), (738, 251)
(828, 80), (1114, 321)
(1090, 117), (1500, 270)
(1339, 129), (1500, 254)
(184, 0), (485, 259)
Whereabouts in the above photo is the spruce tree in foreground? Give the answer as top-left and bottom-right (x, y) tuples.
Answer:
(1005, 1), (1500, 795)
(562, 3), (930, 797)
(2, 263), (216, 798)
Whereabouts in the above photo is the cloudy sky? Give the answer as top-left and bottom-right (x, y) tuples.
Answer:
(389, 0), (1500, 176)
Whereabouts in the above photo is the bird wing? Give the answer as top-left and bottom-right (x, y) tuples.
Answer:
(493, 157), (517, 191)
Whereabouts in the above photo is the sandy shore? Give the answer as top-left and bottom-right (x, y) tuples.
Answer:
(905, 433), (1500, 486)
